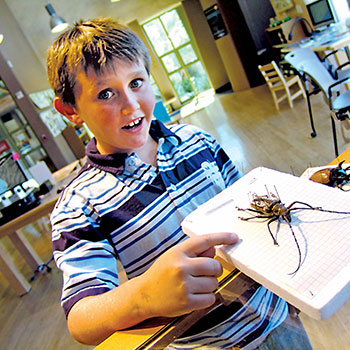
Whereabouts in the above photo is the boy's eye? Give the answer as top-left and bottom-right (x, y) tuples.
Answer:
(130, 79), (143, 89)
(97, 89), (114, 100)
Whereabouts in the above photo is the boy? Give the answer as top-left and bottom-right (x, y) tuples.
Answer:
(48, 18), (312, 349)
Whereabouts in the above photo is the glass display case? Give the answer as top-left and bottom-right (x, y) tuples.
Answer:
(0, 79), (48, 169)
(0, 50), (78, 172)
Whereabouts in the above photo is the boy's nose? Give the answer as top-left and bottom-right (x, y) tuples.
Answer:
(121, 93), (140, 116)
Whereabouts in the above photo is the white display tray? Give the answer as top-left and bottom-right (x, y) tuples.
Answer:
(181, 167), (350, 320)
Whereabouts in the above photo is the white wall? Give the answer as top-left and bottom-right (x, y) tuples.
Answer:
(329, 0), (350, 22)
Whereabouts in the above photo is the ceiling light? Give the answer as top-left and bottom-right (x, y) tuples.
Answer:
(45, 4), (69, 33)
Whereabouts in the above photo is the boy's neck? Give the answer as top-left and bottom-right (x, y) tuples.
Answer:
(135, 135), (158, 168)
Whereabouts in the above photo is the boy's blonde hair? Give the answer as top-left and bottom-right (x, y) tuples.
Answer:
(47, 18), (152, 106)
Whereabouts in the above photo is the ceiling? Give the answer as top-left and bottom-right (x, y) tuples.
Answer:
(4, 0), (181, 71)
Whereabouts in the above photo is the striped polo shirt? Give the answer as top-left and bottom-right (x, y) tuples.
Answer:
(51, 120), (287, 348)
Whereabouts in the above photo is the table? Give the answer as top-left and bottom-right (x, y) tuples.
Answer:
(329, 145), (350, 165)
(280, 24), (350, 150)
(0, 160), (81, 295)
(281, 23), (350, 53)
(95, 258), (253, 350)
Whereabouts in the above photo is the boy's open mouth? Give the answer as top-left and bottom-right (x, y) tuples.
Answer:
(122, 117), (143, 130)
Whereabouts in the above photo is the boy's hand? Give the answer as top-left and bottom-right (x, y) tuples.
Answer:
(140, 232), (238, 318)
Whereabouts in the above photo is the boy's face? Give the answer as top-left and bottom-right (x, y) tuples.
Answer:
(67, 58), (155, 155)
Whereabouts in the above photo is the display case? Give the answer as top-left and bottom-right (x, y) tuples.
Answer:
(0, 50), (75, 171)
(0, 80), (48, 169)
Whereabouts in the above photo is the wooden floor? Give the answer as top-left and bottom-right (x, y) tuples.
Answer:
(0, 84), (349, 350)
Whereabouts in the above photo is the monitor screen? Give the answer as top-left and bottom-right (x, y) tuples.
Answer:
(306, 0), (335, 29)
(0, 153), (27, 195)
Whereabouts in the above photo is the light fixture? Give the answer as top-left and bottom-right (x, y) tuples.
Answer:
(0, 34), (3, 44)
(45, 4), (69, 33)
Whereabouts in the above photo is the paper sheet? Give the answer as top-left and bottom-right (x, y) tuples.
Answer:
(181, 167), (350, 320)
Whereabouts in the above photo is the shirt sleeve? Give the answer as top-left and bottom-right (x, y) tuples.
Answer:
(51, 185), (119, 318)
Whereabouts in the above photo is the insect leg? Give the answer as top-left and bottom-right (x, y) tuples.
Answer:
(236, 207), (270, 221)
(236, 207), (261, 214)
(267, 216), (279, 246)
(238, 214), (270, 221)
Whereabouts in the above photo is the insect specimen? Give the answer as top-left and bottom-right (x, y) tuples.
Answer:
(236, 187), (350, 275)
(310, 161), (350, 191)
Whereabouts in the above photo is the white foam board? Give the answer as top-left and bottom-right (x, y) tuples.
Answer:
(181, 167), (350, 320)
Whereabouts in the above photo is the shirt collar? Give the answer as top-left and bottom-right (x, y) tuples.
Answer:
(84, 120), (181, 174)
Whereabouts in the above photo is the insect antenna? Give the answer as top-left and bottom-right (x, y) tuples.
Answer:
(288, 201), (350, 216)
(311, 208), (350, 215)
(283, 216), (302, 275)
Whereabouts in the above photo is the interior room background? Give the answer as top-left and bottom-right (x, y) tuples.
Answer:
(1, 1), (350, 349)
(0, 0), (349, 173)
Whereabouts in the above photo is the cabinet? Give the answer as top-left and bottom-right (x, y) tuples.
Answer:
(217, 0), (276, 88)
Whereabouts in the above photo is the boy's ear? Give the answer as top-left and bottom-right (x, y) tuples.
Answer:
(54, 97), (84, 125)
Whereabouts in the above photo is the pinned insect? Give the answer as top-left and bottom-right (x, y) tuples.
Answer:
(310, 161), (350, 191)
(236, 187), (350, 275)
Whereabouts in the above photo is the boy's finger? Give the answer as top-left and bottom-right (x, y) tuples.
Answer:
(182, 232), (238, 257)
(188, 257), (223, 277)
(198, 246), (216, 258)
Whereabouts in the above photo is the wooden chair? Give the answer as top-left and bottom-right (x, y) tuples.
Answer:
(258, 60), (306, 111)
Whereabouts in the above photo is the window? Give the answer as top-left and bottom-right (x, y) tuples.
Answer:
(143, 7), (211, 104)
